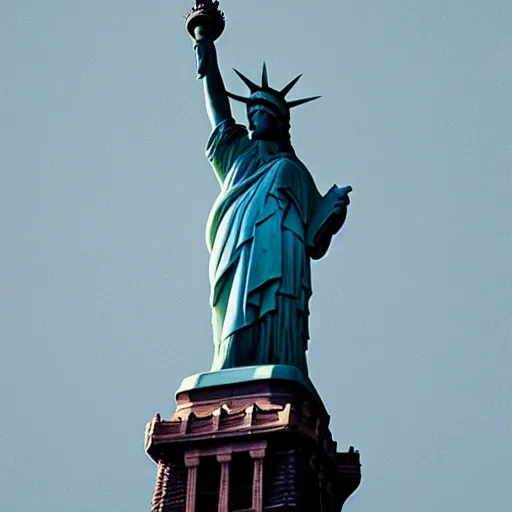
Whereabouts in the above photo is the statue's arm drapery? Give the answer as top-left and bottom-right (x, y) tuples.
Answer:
(206, 118), (250, 184)
(271, 159), (341, 260)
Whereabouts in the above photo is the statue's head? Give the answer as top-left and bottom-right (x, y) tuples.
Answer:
(247, 99), (289, 143)
(248, 108), (280, 141)
(227, 63), (320, 145)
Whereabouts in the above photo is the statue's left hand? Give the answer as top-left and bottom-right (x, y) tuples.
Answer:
(307, 185), (352, 259)
(321, 185), (352, 237)
(332, 185), (352, 216)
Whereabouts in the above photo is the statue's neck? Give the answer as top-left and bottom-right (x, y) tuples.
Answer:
(253, 136), (294, 156)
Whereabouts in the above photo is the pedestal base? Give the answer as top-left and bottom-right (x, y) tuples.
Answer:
(145, 366), (361, 512)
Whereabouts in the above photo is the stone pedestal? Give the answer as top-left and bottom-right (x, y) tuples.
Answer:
(145, 366), (361, 512)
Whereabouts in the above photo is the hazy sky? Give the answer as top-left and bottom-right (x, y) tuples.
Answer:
(1, 1), (511, 511)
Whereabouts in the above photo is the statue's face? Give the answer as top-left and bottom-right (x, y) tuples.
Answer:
(249, 110), (279, 141)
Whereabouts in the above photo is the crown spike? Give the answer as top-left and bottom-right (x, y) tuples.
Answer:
(226, 91), (251, 104)
(280, 74), (302, 97)
(233, 69), (260, 93)
(287, 96), (322, 109)
(261, 62), (269, 89)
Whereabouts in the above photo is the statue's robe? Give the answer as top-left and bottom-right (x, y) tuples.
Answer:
(206, 119), (333, 375)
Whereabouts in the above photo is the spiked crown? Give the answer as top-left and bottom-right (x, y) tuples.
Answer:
(226, 63), (320, 122)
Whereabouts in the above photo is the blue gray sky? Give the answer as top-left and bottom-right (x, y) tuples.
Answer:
(1, 1), (511, 511)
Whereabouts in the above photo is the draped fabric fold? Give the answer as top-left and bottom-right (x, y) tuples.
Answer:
(205, 119), (323, 374)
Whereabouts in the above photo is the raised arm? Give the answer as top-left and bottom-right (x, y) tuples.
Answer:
(193, 26), (232, 129)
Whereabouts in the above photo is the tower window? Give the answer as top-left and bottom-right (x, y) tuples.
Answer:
(196, 456), (221, 512)
(230, 452), (253, 511)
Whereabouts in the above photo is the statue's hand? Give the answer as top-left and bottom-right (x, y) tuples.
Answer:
(307, 185), (352, 259)
(193, 27), (214, 79)
(321, 185), (352, 237)
(332, 185), (352, 216)
(194, 40), (209, 79)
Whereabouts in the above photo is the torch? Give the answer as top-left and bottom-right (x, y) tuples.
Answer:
(185, 1), (226, 79)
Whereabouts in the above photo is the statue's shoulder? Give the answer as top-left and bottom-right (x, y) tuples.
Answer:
(206, 119), (251, 171)
(218, 119), (248, 140)
(208, 119), (248, 148)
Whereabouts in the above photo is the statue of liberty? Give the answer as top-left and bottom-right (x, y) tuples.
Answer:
(186, 2), (352, 376)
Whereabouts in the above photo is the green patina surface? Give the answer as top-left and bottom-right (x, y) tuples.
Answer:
(185, 2), (352, 376)
(177, 365), (324, 408)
